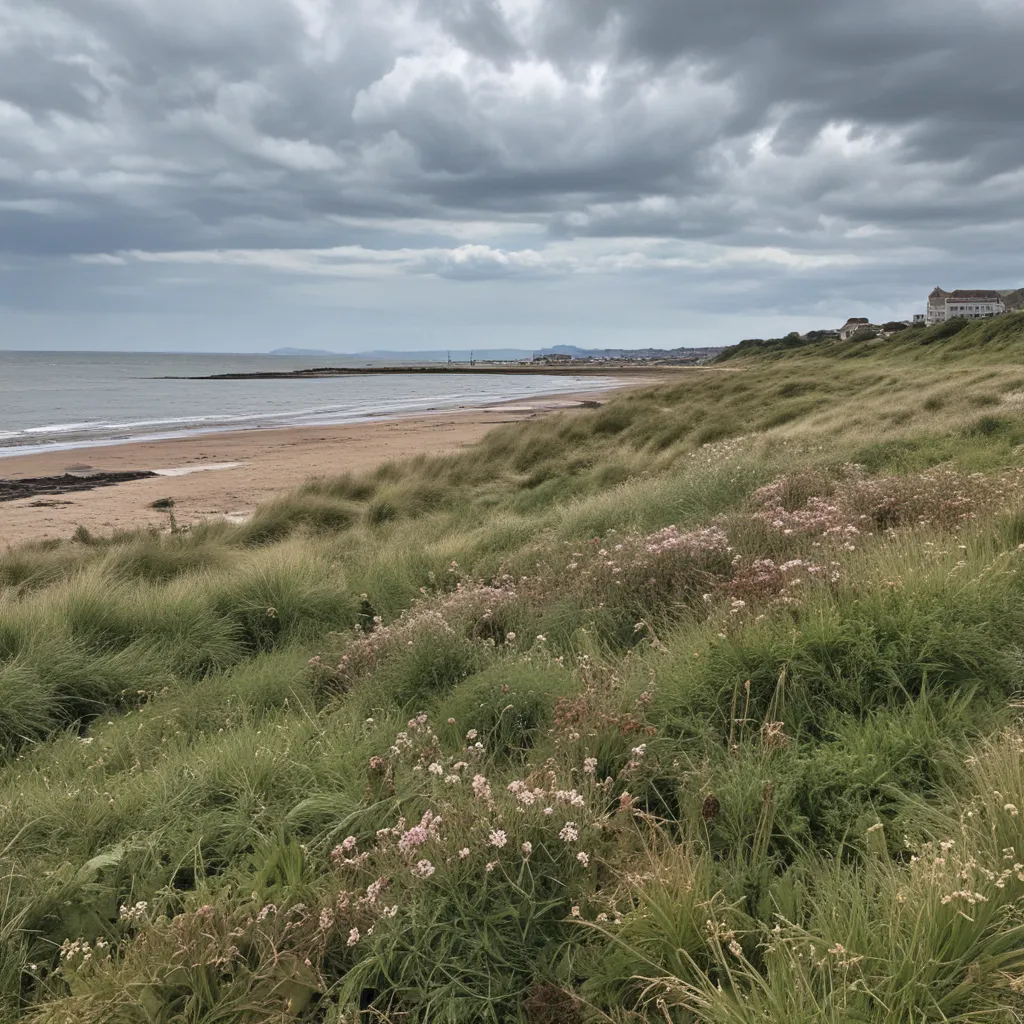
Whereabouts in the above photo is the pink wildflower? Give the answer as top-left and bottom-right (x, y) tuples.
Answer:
(397, 811), (442, 860)
(411, 859), (436, 879)
(554, 789), (586, 808)
(363, 878), (387, 905)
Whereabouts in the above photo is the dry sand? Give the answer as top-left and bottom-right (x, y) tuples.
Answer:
(0, 391), (624, 547)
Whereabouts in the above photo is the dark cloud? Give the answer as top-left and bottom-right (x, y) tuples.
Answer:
(418, 0), (523, 67)
(1, 0), (1022, 349)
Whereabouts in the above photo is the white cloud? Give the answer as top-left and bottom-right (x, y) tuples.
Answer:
(72, 238), (870, 282)
(74, 252), (127, 264)
(418, 243), (574, 278)
(3, 0), (1024, 348)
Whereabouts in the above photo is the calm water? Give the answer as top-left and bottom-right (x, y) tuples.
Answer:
(0, 352), (617, 458)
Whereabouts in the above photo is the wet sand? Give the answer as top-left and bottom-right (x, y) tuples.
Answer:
(0, 392), (617, 547)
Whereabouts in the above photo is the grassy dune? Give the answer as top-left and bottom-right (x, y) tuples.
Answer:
(5, 314), (1024, 1021)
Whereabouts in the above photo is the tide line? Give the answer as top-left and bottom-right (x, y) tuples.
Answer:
(152, 462), (243, 477)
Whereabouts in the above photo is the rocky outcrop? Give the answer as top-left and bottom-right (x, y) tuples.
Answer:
(0, 471), (156, 503)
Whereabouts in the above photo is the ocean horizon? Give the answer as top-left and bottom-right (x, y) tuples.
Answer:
(0, 351), (618, 458)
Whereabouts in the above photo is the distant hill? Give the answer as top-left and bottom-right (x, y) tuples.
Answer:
(269, 345), (724, 362)
(538, 344), (724, 359)
(269, 348), (534, 361)
(269, 348), (338, 356)
(1000, 289), (1024, 311)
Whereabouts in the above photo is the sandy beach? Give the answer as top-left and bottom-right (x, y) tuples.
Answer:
(0, 390), (627, 547)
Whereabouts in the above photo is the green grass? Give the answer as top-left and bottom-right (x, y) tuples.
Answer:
(5, 314), (1024, 1020)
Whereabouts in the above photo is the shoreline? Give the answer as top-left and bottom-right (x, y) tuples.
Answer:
(0, 386), (636, 547)
(162, 363), (704, 380)
(0, 370), (645, 460)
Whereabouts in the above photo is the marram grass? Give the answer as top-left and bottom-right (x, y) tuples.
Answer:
(4, 314), (1024, 1021)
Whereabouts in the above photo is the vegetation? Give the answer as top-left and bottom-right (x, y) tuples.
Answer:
(5, 312), (1024, 1020)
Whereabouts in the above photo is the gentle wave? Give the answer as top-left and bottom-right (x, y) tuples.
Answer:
(4, 390), (519, 437)
(4, 394), (487, 441)
(22, 421), (108, 434)
(0, 374), (625, 459)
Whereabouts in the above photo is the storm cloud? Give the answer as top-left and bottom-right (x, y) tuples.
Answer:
(1, 0), (1022, 350)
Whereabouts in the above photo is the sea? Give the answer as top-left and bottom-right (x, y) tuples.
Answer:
(0, 352), (618, 459)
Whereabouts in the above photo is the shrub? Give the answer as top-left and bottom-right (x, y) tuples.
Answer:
(848, 327), (879, 342)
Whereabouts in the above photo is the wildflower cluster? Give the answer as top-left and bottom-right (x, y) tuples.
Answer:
(388, 712), (444, 764)
(752, 466), (1023, 545)
(903, 834), (1024, 904)
(306, 482), (951, 700)
(53, 889), (397, 1008)
(685, 434), (750, 466)
(724, 556), (841, 607)
(549, 525), (735, 612)
(642, 525), (731, 558)
(58, 936), (111, 972)
(553, 658), (656, 742)
(332, 713), (632, 902)
(331, 806), (449, 884)
(316, 579), (518, 694)
(118, 900), (149, 924)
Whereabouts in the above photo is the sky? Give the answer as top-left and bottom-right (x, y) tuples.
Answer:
(1, 0), (1022, 353)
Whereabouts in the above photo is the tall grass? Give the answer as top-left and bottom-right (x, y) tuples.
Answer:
(6, 321), (1024, 1019)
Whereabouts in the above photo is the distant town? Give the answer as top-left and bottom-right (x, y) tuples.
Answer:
(527, 345), (723, 367)
(267, 344), (727, 368)
(261, 286), (1024, 372)
(525, 286), (1023, 364)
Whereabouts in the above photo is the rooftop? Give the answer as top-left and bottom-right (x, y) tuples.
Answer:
(948, 290), (1003, 301)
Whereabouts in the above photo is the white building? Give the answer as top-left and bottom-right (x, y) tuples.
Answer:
(924, 287), (1005, 324)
